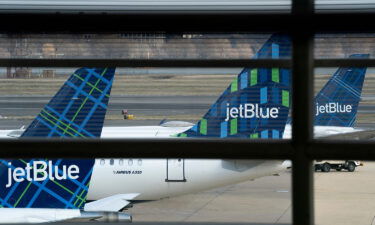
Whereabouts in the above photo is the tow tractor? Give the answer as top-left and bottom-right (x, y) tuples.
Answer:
(122, 109), (135, 120)
(314, 160), (363, 172)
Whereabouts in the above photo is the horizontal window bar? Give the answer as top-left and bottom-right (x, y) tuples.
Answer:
(0, 14), (374, 32)
(3, 58), (375, 68)
(315, 59), (375, 67)
(0, 59), (291, 68)
(308, 141), (375, 160)
(0, 139), (293, 158)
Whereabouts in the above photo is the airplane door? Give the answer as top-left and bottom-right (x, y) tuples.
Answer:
(165, 159), (186, 182)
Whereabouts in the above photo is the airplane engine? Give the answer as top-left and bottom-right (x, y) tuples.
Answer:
(75, 211), (132, 223)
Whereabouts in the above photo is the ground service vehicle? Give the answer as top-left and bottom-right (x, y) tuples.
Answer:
(314, 160), (363, 172)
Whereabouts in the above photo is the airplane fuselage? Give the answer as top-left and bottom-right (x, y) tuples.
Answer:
(87, 159), (289, 201)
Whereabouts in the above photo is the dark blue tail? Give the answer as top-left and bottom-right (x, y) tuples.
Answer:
(0, 68), (115, 210)
(21, 68), (115, 138)
(176, 34), (291, 139)
(314, 54), (369, 127)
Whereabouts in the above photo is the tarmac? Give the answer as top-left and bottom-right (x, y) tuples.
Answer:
(130, 162), (375, 225)
(1, 95), (375, 130)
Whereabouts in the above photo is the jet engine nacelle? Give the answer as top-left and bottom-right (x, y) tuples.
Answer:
(77, 211), (132, 223)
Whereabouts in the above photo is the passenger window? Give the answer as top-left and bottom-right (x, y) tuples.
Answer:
(119, 159), (124, 166)
(100, 159), (105, 165)
(110, 159), (114, 165)
(138, 159), (142, 166)
(128, 159), (133, 166)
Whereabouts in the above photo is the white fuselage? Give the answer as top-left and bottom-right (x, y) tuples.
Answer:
(0, 124), (361, 202)
(100, 123), (362, 139)
(87, 159), (289, 201)
(87, 123), (360, 200)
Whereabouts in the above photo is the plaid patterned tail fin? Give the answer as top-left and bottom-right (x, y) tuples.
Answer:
(0, 68), (115, 209)
(21, 68), (115, 138)
(314, 54), (369, 127)
(176, 34), (291, 139)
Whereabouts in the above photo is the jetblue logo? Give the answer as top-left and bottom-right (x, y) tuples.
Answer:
(6, 161), (80, 188)
(315, 102), (352, 116)
(225, 103), (279, 121)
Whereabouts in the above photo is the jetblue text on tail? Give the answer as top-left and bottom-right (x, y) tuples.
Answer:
(5, 161), (80, 188)
(225, 103), (280, 121)
(315, 102), (352, 116)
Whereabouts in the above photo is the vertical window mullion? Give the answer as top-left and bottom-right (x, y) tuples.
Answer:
(292, 0), (315, 224)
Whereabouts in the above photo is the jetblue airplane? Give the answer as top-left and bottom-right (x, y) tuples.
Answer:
(0, 35), (293, 223)
(0, 34), (368, 223)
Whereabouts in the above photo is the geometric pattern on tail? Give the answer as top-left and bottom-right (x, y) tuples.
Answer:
(0, 159), (94, 209)
(314, 54), (369, 127)
(1, 68), (116, 209)
(176, 34), (291, 139)
(21, 67), (115, 138)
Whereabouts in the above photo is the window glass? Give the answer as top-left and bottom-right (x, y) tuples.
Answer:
(316, 0), (375, 13)
(314, 160), (372, 225)
(0, 1), (291, 13)
(314, 67), (375, 140)
(0, 33), (291, 60)
(0, 67), (291, 140)
(315, 33), (375, 59)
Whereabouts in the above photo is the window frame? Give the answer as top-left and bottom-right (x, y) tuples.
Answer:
(1, 1), (375, 224)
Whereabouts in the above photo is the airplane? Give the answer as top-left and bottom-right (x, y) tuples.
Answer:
(0, 34), (368, 223)
(0, 34), (294, 223)
(100, 53), (369, 139)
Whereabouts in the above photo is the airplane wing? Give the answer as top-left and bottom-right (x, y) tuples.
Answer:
(84, 193), (140, 212)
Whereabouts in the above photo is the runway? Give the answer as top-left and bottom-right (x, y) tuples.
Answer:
(0, 95), (216, 129)
(1, 94), (375, 129)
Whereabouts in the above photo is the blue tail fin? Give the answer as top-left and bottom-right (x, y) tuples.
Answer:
(21, 67), (115, 138)
(177, 34), (291, 138)
(0, 68), (115, 209)
(314, 54), (369, 127)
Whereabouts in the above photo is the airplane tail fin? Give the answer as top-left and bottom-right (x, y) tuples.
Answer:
(0, 68), (115, 209)
(314, 54), (369, 127)
(21, 68), (115, 138)
(176, 34), (291, 138)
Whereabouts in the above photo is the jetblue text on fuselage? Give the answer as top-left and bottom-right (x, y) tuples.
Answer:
(6, 161), (80, 188)
(225, 103), (279, 121)
(315, 102), (352, 116)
